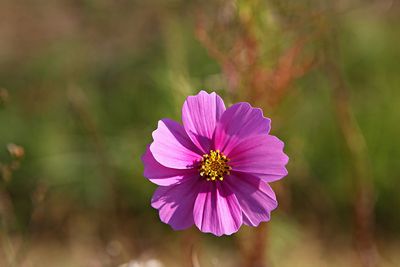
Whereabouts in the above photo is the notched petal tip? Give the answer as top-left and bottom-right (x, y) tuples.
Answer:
(228, 134), (289, 183)
(225, 173), (278, 227)
(193, 182), (243, 236)
(151, 180), (199, 230)
(182, 90), (226, 153)
(214, 102), (272, 155)
(268, 135), (290, 166)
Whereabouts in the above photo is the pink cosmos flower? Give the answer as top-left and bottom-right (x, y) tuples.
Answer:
(142, 91), (288, 236)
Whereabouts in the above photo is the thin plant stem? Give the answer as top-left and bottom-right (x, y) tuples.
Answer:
(244, 223), (269, 267)
(323, 39), (379, 267)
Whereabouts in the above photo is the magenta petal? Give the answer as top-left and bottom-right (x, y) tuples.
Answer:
(193, 182), (242, 236)
(150, 118), (202, 169)
(214, 102), (271, 155)
(182, 91), (226, 153)
(228, 134), (289, 182)
(226, 173), (277, 226)
(151, 178), (200, 230)
(142, 146), (198, 186)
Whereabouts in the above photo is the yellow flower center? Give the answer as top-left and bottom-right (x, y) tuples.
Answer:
(199, 150), (231, 181)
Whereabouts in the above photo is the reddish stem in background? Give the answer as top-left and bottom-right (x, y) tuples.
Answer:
(245, 223), (269, 267)
(324, 55), (378, 267)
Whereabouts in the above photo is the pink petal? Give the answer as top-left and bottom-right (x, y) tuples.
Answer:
(142, 146), (198, 186)
(225, 173), (277, 226)
(150, 119), (202, 169)
(151, 178), (200, 230)
(228, 134), (289, 182)
(193, 182), (242, 236)
(214, 102), (271, 155)
(182, 91), (226, 153)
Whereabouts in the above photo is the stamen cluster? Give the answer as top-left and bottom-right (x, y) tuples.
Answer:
(199, 150), (231, 181)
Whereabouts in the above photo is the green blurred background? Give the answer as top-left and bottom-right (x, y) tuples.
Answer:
(0, 0), (399, 266)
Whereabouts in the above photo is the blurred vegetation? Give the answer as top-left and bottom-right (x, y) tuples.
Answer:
(0, 0), (399, 266)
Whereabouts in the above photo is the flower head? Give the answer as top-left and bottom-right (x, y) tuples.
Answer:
(142, 91), (288, 236)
